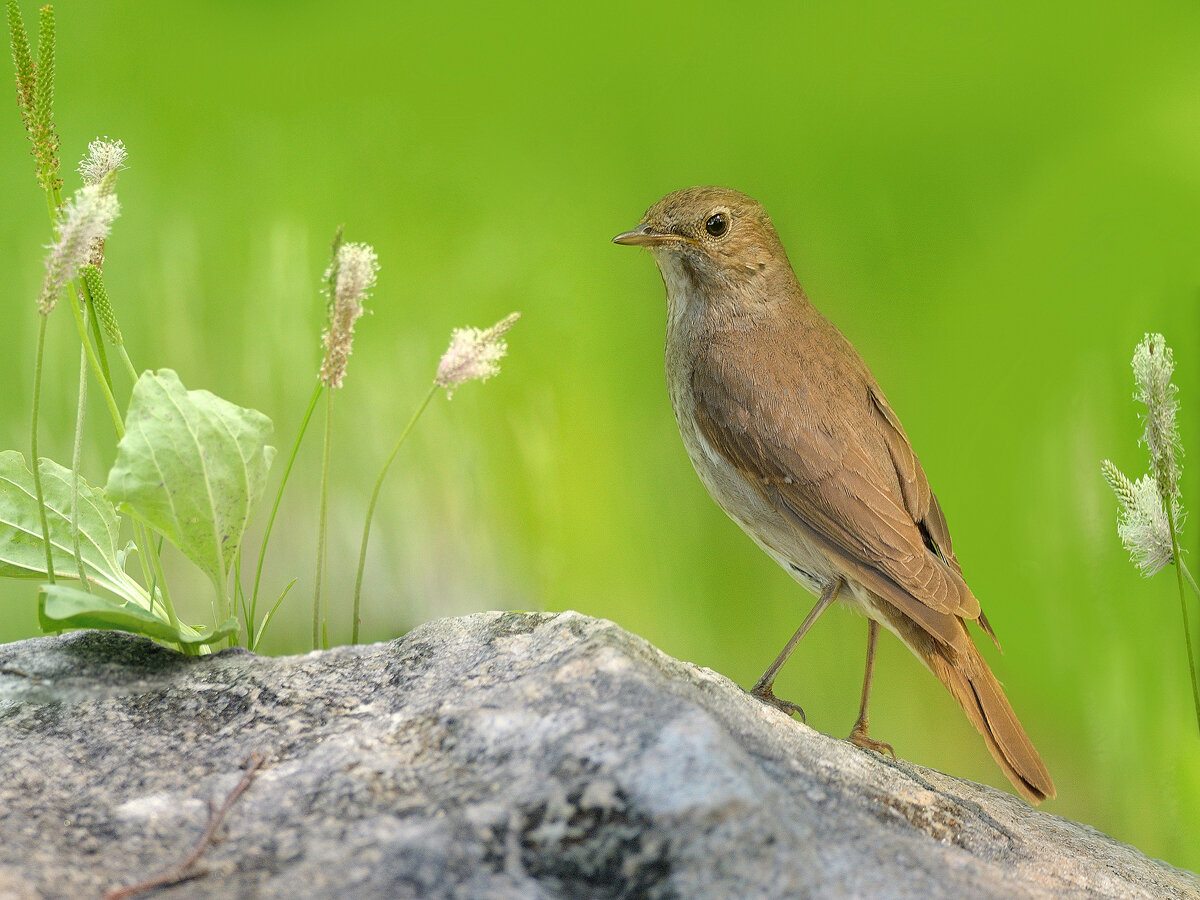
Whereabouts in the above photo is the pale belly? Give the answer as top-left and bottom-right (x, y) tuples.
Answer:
(664, 349), (884, 627)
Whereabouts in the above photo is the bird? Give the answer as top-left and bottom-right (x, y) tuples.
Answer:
(613, 186), (1055, 803)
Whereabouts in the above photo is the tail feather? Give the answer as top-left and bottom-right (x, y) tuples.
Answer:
(926, 640), (1056, 803)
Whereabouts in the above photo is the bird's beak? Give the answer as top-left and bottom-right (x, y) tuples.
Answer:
(612, 223), (682, 246)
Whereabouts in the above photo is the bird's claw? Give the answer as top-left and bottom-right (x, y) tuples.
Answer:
(749, 682), (806, 723)
(848, 726), (895, 759)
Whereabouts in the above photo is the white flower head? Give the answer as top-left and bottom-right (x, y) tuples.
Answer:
(318, 241), (379, 389)
(329, 241), (378, 307)
(435, 312), (520, 397)
(38, 182), (120, 315)
(1132, 333), (1182, 498)
(78, 137), (127, 188)
(1103, 459), (1183, 576)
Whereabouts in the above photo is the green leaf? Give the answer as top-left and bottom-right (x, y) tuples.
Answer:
(0, 450), (149, 605)
(105, 369), (276, 593)
(39, 584), (236, 646)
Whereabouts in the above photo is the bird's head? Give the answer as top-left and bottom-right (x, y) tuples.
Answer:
(613, 187), (799, 324)
(614, 186), (790, 277)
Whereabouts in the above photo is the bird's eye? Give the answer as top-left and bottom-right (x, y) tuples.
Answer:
(705, 212), (729, 237)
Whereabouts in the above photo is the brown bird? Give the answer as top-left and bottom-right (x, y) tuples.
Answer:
(613, 186), (1055, 803)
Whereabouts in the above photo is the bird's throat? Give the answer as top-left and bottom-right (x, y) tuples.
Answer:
(655, 252), (710, 335)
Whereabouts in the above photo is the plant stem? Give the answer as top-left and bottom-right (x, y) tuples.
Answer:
(43, 182), (57, 222)
(30, 314), (55, 584)
(30, 180), (63, 586)
(144, 525), (193, 655)
(117, 344), (137, 382)
(79, 273), (113, 390)
(234, 549), (248, 648)
(1166, 505), (1200, 736)
(146, 528), (178, 631)
(1182, 560), (1199, 599)
(214, 575), (232, 645)
(313, 388), (333, 650)
(136, 524), (159, 609)
(251, 579), (296, 652)
(250, 382), (322, 641)
(70, 307), (90, 588)
(66, 281), (123, 438)
(351, 383), (437, 644)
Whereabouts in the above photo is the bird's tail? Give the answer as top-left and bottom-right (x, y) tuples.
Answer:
(924, 637), (1056, 804)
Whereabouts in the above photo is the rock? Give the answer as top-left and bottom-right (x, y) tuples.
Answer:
(0, 611), (1194, 899)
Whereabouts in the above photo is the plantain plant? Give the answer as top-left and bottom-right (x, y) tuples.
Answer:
(6, 2), (519, 654)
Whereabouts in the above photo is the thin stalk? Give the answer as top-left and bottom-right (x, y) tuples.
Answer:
(252, 578), (296, 652)
(145, 526), (193, 656)
(351, 383), (437, 643)
(1183, 560), (1199, 598)
(313, 388), (334, 650)
(30, 315), (55, 584)
(148, 535), (160, 604)
(146, 530), (177, 631)
(69, 307), (90, 588)
(117, 345), (137, 382)
(234, 549), (248, 648)
(250, 382), (322, 637)
(79, 274), (113, 390)
(66, 282), (123, 438)
(1166, 507), (1200, 736)
(30, 180), (61, 586)
(130, 520), (154, 600)
(214, 574), (232, 645)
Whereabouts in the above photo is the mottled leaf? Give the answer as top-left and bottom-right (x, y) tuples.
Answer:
(105, 369), (276, 593)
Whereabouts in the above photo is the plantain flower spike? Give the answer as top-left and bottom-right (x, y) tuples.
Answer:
(435, 312), (520, 398)
(38, 181), (120, 315)
(78, 137), (127, 189)
(1132, 333), (1182, 499)
(1102, 459), (1181, 576)
(318, 239), (379, 389)
(77, 138), (127, 267)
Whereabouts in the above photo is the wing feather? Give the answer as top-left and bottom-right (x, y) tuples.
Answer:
(690, 337), (982, 646)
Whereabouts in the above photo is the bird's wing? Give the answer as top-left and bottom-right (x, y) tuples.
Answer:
(869, 380), (1000, 646)
(690, 346), (981, 646)
(868, 385), (960, 573)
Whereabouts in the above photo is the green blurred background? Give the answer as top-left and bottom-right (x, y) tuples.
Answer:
(4, 0), (1199, 872)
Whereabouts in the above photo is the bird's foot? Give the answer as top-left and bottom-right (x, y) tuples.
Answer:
(847, 724), (895, 759)
(749, 681), (806, 722)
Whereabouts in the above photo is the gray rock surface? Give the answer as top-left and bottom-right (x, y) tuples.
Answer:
(0, 610), (1195, 899)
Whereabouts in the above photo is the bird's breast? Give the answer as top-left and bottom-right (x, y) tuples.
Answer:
(663, 343), (837, 600)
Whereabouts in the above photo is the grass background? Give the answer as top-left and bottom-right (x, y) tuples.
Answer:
(3, 0), (1199, 872)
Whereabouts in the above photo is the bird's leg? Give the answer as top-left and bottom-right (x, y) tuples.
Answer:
(847, 619), (895, 758)
(750, 576), (843, 721)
